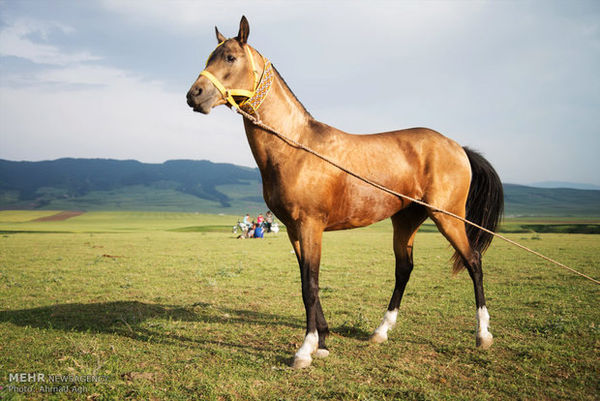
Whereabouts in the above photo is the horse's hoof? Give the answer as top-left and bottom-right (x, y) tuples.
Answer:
(313, 348), (330, 358)
(369, 332), (387, 344)
(291, 357), (312, 369)
(476, 332), (493, 349)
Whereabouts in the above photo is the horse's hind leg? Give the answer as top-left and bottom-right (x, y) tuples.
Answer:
(371, 204), (427, 343)
(428, 211), (493, 349)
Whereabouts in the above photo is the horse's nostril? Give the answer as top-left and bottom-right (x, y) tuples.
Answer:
(187, 87), (202, 99)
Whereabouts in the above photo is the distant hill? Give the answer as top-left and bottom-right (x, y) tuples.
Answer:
(530, 181), (600, 190)
(503, 183), (600, 217)
(0, 158), (267, 214)
(1, 159), (599, 217)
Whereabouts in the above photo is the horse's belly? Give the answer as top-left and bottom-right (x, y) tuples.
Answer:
(324, 189), (406, 231)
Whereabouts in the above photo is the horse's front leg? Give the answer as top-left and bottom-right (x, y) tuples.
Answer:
(288, 222), (329, 369)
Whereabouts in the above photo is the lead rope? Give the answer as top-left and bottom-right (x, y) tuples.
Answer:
(234, 107), (600, 285)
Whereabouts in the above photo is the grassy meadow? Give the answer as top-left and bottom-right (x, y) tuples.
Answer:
(0, 211), (598, 400)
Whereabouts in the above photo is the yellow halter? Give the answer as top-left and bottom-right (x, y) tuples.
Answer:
(199, 41), (273, 114)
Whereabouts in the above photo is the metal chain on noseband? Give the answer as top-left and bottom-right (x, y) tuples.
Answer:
(234, 107), (600, 285)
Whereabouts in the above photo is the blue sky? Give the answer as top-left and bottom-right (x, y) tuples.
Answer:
(0, 0), (599, 186)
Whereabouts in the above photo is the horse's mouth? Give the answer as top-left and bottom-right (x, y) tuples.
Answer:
(188, 98), (212, 114)
(192, 105), (211, 114)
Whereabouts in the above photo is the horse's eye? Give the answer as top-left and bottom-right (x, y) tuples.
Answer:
(226, 55), (236, 63)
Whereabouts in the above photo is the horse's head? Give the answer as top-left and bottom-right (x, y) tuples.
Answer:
(186, 16), (258, 114)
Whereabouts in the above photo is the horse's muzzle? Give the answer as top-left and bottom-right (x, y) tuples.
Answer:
(186, 85), (215, 114)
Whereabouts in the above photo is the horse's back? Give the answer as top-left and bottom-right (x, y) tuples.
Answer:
(337, 126), (471, 192)
(350, 127), (466, 158)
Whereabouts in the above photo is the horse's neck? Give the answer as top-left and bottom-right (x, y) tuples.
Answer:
(243, 71), (316, 171)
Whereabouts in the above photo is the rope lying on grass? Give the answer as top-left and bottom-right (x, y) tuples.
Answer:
(235, 107), (600, 286)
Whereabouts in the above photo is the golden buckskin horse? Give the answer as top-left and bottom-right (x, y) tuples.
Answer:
(186, 16), (503, 369)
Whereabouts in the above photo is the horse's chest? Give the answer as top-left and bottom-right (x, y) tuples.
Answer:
(261, 175), (309, 221)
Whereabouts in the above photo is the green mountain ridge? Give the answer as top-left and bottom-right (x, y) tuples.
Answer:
(0, 158), (264, 213)
(1, 158), (599, 217)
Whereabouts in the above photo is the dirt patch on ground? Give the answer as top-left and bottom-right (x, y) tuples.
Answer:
(31, 211), (85, 222)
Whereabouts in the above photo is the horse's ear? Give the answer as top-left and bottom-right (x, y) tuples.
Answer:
(236, 15), (250, 44)
(215, 26), (226, 43)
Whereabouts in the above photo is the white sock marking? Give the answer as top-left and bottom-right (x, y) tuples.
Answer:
(477, 306), (491, 337)
(295, 330), (318, 361)
(373, 309), (398, 339)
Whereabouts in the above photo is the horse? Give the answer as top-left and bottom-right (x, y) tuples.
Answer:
(186, 16), (504, 369)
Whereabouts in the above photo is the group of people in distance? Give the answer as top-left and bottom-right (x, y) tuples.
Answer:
(235, 211), (277, 239)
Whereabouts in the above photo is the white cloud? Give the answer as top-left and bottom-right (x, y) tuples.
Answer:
(0, 14), (253, 166)
(0, 19), (100, 65)
(34, 64), (149, 87)
(0, 66), (253, 165)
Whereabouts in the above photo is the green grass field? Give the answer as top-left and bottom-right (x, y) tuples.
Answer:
(0, 211), (598, 400)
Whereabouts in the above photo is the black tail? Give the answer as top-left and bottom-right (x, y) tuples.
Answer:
(452, 147), (504, 274)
